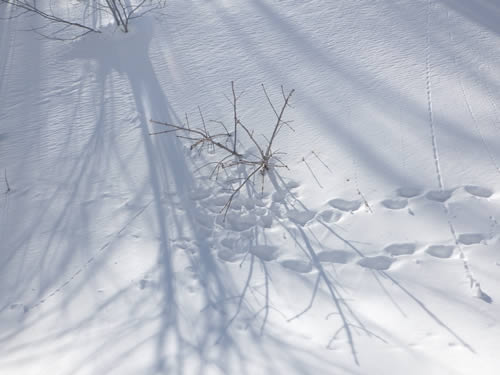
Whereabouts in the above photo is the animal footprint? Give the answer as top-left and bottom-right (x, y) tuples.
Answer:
(258, 213), (273, 228)
(195, 213), (214, 228)
(328, 199), (361, 212)
(189, 189), (211, 200)
(217, 249), (244, 263)
(250, 245), (279, 262)
(396, 187), (422, 198)
(458, 233), (485, 245)
(318, 209), (342, 223)
(384, 243), (416, 256)
(317, 250), (355, 264)
(464, 185), (493, 198)
(425, 245), (455, 258)
(425, 190), (453, 202)
(381, 199), (408, 210)
(223, 212), (257, 232)
(280, 259), (313, 273)
(286, 209), (316, 226)
(357, 256), (394, 270)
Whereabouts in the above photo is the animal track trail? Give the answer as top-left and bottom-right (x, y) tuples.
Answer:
(425, 0), (444, 191)
(25, 200), (153, 313)
(423, 0), (494, 300)
(427, 183), (493, 299)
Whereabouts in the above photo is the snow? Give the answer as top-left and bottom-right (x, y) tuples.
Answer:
(1, 0), (500, 374)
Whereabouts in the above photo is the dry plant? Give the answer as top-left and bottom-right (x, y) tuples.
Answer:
(0, 0), (99, 39)
(0, 0), (166, 39)
(99, 0), (166, 33)
(151, 82), (295, 217)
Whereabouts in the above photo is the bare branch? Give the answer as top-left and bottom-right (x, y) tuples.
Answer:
(4, 169), (10, 193)
(150, 119), (242, 157)
(1, 0), (100, 38)
(237, 120), (265, 159)
(264, 87), (295, 158)
(231, 81), (238, 154)
(150, 83), (296, 215)
(1, 0), (166, 37)
(221, 165), (264, 218)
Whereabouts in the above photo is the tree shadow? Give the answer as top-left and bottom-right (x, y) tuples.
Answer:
(0, 14), (361, 375)
(1, 2), (495, 373)
(437, 0), (500, 35)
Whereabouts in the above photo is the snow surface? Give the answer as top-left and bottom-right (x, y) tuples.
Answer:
(1, 0), (500, 374)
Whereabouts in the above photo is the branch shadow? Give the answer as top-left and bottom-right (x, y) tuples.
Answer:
(0, 14), (358, 375)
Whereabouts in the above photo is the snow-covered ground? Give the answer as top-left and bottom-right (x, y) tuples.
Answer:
(1, 1), (500, 374)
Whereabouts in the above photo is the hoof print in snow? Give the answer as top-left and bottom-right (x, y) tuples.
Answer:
(357, 256), (394, 270)
(317, 250), (354, 264)
(318, 209), (342, 223)
(425, 245), (455, 258)
(224, 212), (257, 232)
(425, 190), (453, 202)
(286, 209), (316, 226)
(396, 187), (422, 198)
(221, 237), (237, 249)
(259, 214), (273, 228)
(250, 245), (279, 261)
(217, 249), (243, 263)
(328, 199), (361, 212)
(212, 195), (232, 207)
(280, 259), (313, 273)
(272, 192), (286, 202)
(189, 189), (211, 201)
(384, 243), (416, 256)
(381, 199), (408, 210)
(195, 213), (214, 228)
(464, 185), (493, 198)
(458, 233), (484, 245)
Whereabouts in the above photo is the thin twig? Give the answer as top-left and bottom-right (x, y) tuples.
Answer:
(231, 81), (238, 154)
(312, 151), (333, 174)
(264, 86), (295, 158)
(357, 188), (373, 214)
(302, 157), (323, 189)
(150, 119), (242, 157)
(4, 169), (10, 193)
(221, 165), (264, 218)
